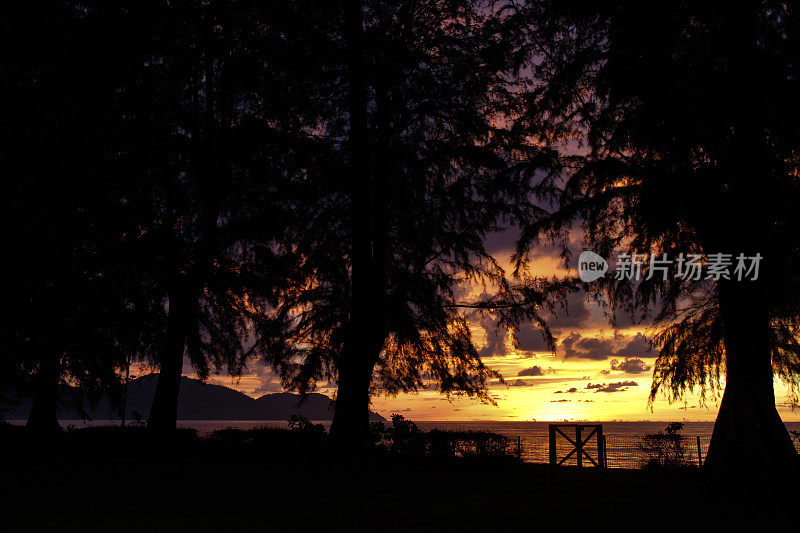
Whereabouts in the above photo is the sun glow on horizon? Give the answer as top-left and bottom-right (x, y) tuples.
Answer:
(158, 243), (800, 425)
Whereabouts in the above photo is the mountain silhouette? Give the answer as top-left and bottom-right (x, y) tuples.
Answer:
(1, 374), (386, 422)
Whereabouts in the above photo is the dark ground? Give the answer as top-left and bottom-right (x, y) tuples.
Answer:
(0, 424), (796, 532)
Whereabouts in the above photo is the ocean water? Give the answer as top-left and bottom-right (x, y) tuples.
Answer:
(8, 419), (799, 468)
(10, 418), (800, 468)
(413, 421), (800, 466)
(28, 418), (797, 438)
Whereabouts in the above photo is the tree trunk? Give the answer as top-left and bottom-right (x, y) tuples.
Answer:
(330, 342), (379, 449)
(330, 0), (387, 448)
(26, 353), (61, 432)
(147, 7), (220, 434)
(704, 280), (796, 478)
(147, 285), (191, 432)
(703, 6), (798, 479)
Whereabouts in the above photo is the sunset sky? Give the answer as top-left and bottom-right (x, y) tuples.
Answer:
(168, 231), (800, 423)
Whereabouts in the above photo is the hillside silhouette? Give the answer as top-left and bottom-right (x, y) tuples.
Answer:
(1, 374), (386, 422)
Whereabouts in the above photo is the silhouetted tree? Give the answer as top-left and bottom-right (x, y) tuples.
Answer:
(257, 0), (567, 447)
(108, 0), (319, 432)
(506, 0), (800, 475)
(1, 0), (316, 432)
(0, 1), (157, 431)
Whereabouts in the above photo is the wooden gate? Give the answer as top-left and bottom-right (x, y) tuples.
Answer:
(549, 424), (605, 468)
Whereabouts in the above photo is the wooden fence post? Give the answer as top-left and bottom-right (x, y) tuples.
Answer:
(696, 436), (703, 468)
(597, 426), (605, 469)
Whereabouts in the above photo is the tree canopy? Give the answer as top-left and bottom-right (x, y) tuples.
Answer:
(249, 0), (570, 441)
(504, 0), (800, 472)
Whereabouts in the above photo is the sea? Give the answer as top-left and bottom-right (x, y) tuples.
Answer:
(11, 418), (794, 438)
(7, 419), (800, 468)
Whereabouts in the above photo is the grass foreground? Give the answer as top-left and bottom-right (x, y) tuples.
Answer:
(0, 423), (797, 532)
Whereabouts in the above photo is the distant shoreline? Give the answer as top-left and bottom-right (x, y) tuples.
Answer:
(6, 418), (799, 424)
